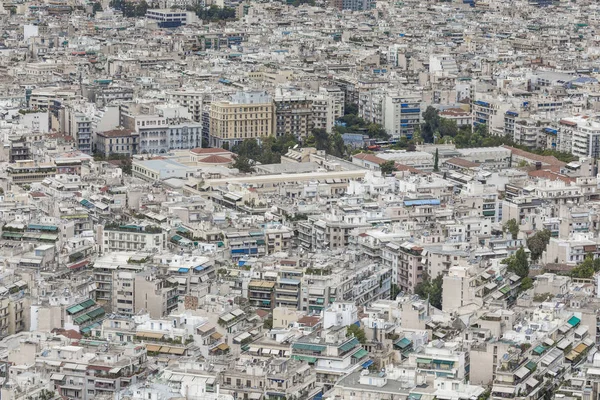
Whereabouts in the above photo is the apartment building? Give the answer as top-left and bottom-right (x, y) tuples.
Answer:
(166, 90), (209, 122)
(209, 91), (275, 148)
(383, 92), (423, 139)
(94, 128), (139, 157)
(134, 271), (179, 318)
(274, 91), (313, 138)
(98, 223), (166, 254)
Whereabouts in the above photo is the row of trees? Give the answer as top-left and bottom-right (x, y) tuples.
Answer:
(420, 106), (577, 162)
(109, 0), (150, 17)
(188, 4), (236, 21)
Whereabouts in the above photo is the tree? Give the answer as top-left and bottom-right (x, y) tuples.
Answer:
(520, 277), (534, 292)
(346, 324), (366, 344)
(92, 1), (103, 14)
(421, 106), (440, 143)
(503, 218), (519, 239)
(380, 160), (397, 176)
(222, 142), (229, 151)
(414, 272), (443, 309)
(502, 247), (529, 278)
(329, 132), (346, 157)
(390, 283), (401, 300)
(310, 128), (329, 151)
(263, 316), (273, 330)
(433, 148), (439, 172)
(233, 156), (255, 173)
(527, 229), (552, 262)
(570, 254), (596, 279)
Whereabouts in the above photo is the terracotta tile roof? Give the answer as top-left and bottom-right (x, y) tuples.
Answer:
(97, 129), (136, 137)
(297, 316), (321, 327)
(501, 145), (566, 167)
(444, 157), (480, 168)
(255, 309), (270, 319)
(191, 147), (234, 155)
(394, 163), (426, 174)
(353, 152), (387, 164)
(29, 191), (46, 198)
(528, 169), (575, 184)
(199, 154), (232, 164)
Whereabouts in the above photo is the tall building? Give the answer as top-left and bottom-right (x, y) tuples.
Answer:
(383, 92), (423, 139)
(274, 90), (313, 138)
(329, 0), (374, 10)
(209, 91), (275, 148)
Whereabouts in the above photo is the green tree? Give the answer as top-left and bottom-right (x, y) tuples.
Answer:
(346, 324), (366, 344)
(421, 106), (439, 143)
(263, 316), (273, 330)
(329, 132), (346, 157)
(380, 160), (397, 175)
(92, 1), (103, 14)
(527, 229), (552, 262)
(433, 148), (439, 172)
(310, 128), (329, 151)
(520, 277), (534, 292)
(222, 142), (229, 151)
(502, 247), (529, 278)
(390, 283), (401, 299)
(503, 218), (519, 239)
(414, 273), (443, 309)
(233, 156), (255, 173)
(570, 254), (596, 278)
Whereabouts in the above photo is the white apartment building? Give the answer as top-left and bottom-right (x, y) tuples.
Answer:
(564, 115), (600, 158)
(383, 92), (423, 139)
(166, 90), (210, 122)
(98, 224), (167, 254)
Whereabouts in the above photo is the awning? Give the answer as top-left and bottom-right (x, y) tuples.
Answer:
(557, 338), (572, 350)
(568, 316), (581, 327)
(137, 332), (164, 339)
(211, 332), (223, 340)
(525, 377), (539, 388)
(291, 355), (317, 363)
(249, 393), (262, 400)
(50, 374), (65, 381)
(515, 366), (530, 379)
(574, 343), (588, 354)
(109, 367), (122, 374)
(169, 347), (185, 355)
(217, 343), (229, 351)
(362, 360), (374, 368)
(493, 386), (516, 394)
(394, 337), (412, 349)
(352, 349), (368, 359)
(146, 344), (161, 352)
(416, 358), (432, 364)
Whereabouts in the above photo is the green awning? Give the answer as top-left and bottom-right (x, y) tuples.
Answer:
(499, 285), (511, 295)
(256, 239), (265, 245)
(395, 337), (412, 349)
(292, 355), (317, 363)
(339, 338), (359, 352)
(416, 358), (432, 364)
(87, 308), (105, 319)
(171, 235), (183, 242)
(292, 343), (326, 352)
(434, 359), (454, 365)
(241, 344), (250, 351)
(316, 298), (324, 304)
(568, 316), (581, 327)
(74, 314), (91, 324)
(352, 348), (368, 359)
(532, 345), (546, 355)
(67, 305), (84, 315)
(525, 361), (537, 370)
(217, 241), (224, 247)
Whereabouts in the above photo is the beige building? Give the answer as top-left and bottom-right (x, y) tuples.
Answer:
(209, 91), (275, 148)
(134, 271), (178, 318)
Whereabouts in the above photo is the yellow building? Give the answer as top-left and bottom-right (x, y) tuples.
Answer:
(209, 91), (275, 147)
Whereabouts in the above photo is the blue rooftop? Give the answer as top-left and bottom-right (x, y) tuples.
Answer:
(404, 199), (441, 207)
